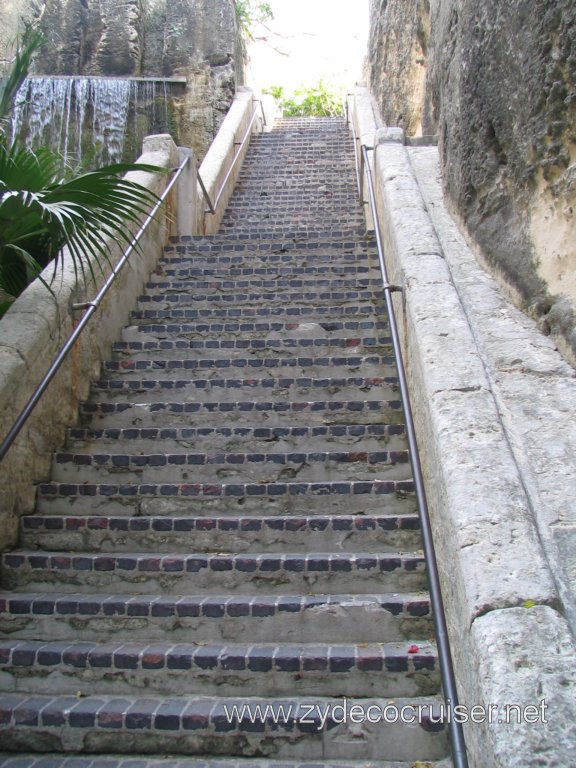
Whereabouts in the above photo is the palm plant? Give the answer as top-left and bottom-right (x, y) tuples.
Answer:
(0, 26), (164, 317)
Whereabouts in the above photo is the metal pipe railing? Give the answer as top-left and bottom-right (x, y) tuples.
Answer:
(0, 154), (190, 464)
(198, 100), (263, 215)
(360, 142), (470, 768)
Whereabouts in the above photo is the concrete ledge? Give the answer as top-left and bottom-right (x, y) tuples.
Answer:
(0, 135), (179, 549)
(198, 87), (262, 234)
(350, 89), (576, 767)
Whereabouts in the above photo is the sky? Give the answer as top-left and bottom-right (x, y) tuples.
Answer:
(246, 0), (370, 95)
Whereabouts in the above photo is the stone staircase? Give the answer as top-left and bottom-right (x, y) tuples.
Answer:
(0, 118), (450, 767)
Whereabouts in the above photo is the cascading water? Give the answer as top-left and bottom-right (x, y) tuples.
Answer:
(11, 77), (171, 168)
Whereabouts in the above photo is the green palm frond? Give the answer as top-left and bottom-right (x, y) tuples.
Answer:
(0, 26), (166, 319)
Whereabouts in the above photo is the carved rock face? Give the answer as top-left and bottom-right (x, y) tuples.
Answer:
(368, 0), (576, 363)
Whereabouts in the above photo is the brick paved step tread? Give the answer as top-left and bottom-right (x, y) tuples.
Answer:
(116, 339), (390, 357)
(122, 326), (388, 344)
(0, 592), (432, 644)
(76, 401), (404, 431)
(64, 424), (407, 455)
(142, 278), (385, 293)
(49, 448), (411, 486)
(36, 478), (415, 519)
(2, 551), (427, 595)
(103, 355), (394, 378)
(160, 252), (377, 268)
(0, 639), (439, 698)
(37, 479), (414, 502)
(126, 307), (381, 322)
(0, 694), (448, 761)
(133, 289), (386, 308)
(0, 757), (452, 768)
(20, 514), (421, 554)
(149, 265), (380, 279)
(52, 449), (408, 468)
(88, 377), (399, 403)
(126, 318), (389, 339)
(65, 424), (406, 444)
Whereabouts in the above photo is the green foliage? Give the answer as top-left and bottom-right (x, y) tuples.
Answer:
(265, 82), (344, 118)
(0, 26), (163, 318)
(235, 0), (274, 38)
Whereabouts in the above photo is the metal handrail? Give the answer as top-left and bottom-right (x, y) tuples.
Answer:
(198, 99), (264, 215)
(0, 154), (190, 464)
(360, 142), (470, 768)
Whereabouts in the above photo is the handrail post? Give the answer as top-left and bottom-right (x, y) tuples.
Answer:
(360, 140), (470, 768)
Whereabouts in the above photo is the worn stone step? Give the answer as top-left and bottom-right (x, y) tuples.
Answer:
(36, 477), (415, 517)
(160, 234), (376, 258)
(160, 250), (377, 270)
(50, 447), (411, 484)
(88, 376), (399, 405)
(149, 264), (380, 281)
(142, 277), (384, 295)
(20, 513), (422, 554)
(0, 693), (448, 761)
(77, 399), (404, 430)
(65, 424), (407, 454)
(103, 355), (395, 381)
(0, 757), (453, 768)
(128, 303), (379, 323)
(0, 639), (439, 698)
(0, 592), (432, 644)
(1, 551), (427, 595)
(133, 288), (385, 309)
(113, 336), (391, 360)
(122, 318), (390, 342)
(126, 314), (387, 334)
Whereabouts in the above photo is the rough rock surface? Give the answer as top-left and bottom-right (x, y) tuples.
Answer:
(367, 0), (576, 364)
(368, 0), (433, 137)
(0, 0), (242, 157)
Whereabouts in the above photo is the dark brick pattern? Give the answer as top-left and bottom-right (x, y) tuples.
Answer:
(0, 118), (445, 763)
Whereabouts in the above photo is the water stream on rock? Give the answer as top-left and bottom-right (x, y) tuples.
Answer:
(11, 77), (171, 167)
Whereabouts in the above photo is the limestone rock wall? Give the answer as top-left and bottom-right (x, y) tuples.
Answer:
(1, 0), (243, 157)
(368, 0), (576, 363)
(368, 0), (433, 137)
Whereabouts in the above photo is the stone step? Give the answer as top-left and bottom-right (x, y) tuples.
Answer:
(0, 757), (453, 768)
(50, 447), (411, 484)
(0, 592), (432, 643)
(160, 249), (377, 269)
(148, 264), (380, 280)
(124, 317), (387, 335)
(141, 277), (384, 295)
(127, 304), (381, 322)
(103, 355), (394, 381)
(121, 325), (389, 347)
(20, 513), (422, 554)
(133, 288), (385, 309)
(0, 693), (448, 761)
(77, 399), (404, 429)
(113, 338), (390, 361)
(1, 551), (427, 595)
(0, 639), (439, 698)
(65, 424), (407, 454)
(88, 376), (399, 405)
(36, 478), (416, 518)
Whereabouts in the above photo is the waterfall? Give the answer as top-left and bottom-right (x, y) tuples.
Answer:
(10, 77), (170, 168)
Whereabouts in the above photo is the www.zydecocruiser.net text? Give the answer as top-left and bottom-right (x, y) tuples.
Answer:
(223, 699), (549, 729)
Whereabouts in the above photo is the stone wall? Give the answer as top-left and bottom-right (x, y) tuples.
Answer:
(367, 0), (576, 364)
(1, 0), (243, 158)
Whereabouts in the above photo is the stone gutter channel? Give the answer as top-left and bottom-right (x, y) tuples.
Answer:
(350, 87), (576, 768)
